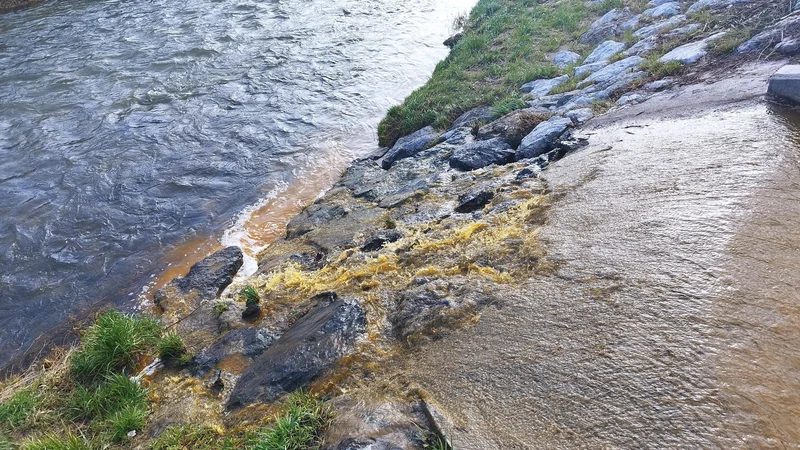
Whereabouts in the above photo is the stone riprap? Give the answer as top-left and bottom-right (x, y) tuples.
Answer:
(659, 32), (726, 65)
(521, 74), (571, 97)
(553, 50), (581, 68)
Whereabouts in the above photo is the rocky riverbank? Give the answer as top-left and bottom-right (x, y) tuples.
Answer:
(2, 0), (800, 448)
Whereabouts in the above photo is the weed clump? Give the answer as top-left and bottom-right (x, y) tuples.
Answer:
(0, 389), (40, 430)
(241, 285), (261, 308)
(22, 433), (92, 450)
(252, 391), (333, 450)
(157, 333), (187, 363)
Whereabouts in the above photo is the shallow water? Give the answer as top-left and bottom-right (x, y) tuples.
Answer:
(401, 102), (800, 448)
(0, 0), (474, 372)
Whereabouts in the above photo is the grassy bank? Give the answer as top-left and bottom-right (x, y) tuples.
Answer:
(0, 311), (331, 450)
(377, 0), (598, 147)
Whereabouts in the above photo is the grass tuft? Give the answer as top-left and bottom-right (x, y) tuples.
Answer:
(70, 310), (161, 384)
(22, 433), (91, 450)
(106, 405), (148, 442)
(0, 389), (40, 430)
(640, 56), (683, 78)
(707, 28), (751, 55)
(241, 286), (261, 308)
(158, 333), (186, 363)
(251, 391), (333, 450)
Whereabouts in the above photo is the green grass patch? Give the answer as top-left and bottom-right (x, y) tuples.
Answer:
(251, 391), (333, 450)
(707, 28), (751, 55)
(640, 55), (683, 78)
(70, 310), (161, 384)
(212, 302), (230, 318)
(377, 0), (591, 147)
(22, 433), (92, 450)
(157, 333), (186, 363)
(150, 425), (248, 450)
(0, 389), (40, 430)
(241, 286), (261, 308)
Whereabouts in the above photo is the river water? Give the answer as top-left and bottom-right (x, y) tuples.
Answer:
(0, 0), (473, 372)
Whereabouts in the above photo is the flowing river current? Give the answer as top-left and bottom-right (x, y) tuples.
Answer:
(0, 0), (474, 372)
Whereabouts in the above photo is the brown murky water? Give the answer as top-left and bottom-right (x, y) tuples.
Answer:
(400, 99), (800, 448)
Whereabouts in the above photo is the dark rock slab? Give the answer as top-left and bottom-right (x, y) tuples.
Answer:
(361, 229), (404, 252)
(226, 296), (366, 409)
(443, 32), (463, 48)
(380, 126), (442, 169)
(155, 246), (243, 308)
(449, 106), (495, 130)
(768, 65), (800, 105)
(286, 204), (348, 239)
(191, 327), (280, 378)
(455, 189), (495, 214)
(516, 117), (574, 161)
(449, 138), (514, 171)
(476, 108), (550, 148)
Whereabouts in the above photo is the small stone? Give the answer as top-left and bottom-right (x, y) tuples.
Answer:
(553, 50), (581, 68)
(516, 117), (574, 160)
(623, 36), (658, 56)
(664, 23), (701, 39)
(565, 108), (594, 125)
(455, 190), (495, 213)
(643, 78), (674, 90)
(617, 92), (648, 106)
(768, 65), (800, 105)
(642, 1), (680, 17)
(634, 15), (687, 39)
(583, 40), (627, 65)
(443, 32), (463, 48)
(520, 74), (571, 97)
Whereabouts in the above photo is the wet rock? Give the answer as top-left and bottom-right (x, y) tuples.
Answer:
(516, 116), (574, 161)
(634, 14), (687, 39)
(449, 106), (494, 130)
(768, 65), (800, 105)
(520, 74), (570, 97)
(377, 176), (433, 209)
(516, 167), (538, 180)
(227, 296), (366, 409)
(658, 32), (726, 65)
(420, 399), (454, 449)
(623, 36), (658, 56)
(643, 1), (680, 17)
(361, 229), (404, 252)
(565, 108), (594, 125)
(449, 138), (514, 171)
(334, 439), (403, 450)
(323, 397), (425, 450)
(443, 32), (463, 48)
(380, 126), (441, 169)
(580, 8), (639, 45)
(476, 108), (550, 148)
(553, 50), (581, 68)
(687, 0), (753, 12)
(391, 277), (492, 341)
(578, 56), (644, 89)
(286, 204), (348, 239)
(356, 147), (390, 162)
(191, 327), (280, 378)
(454, 189), (495, 214)
(776, 38), (800, 55)
(584, 40), (627, 65)
(154, 246), (244, 309)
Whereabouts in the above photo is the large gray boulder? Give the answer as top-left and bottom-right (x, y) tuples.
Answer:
(643, 1), (681, 17)
(553, 50), (581, 68)
(449, 106), (495, 130)
(687, 0), (753, 12)
(768, 65), (800, 105)
(634, 14), (687, 38)
(520, 74), (570, 97)
(574, 61), (610, 78)
(658, 32), (726, 65)
(583, 40), (627, 65)
(516, 117), (574, 160)
(226, 295), (366, 409)
(380, 126), (441, 169)
(624, 36), (658, 56)
(449, 138), (514, 171)
(580, 8), (639, 45)
(578, 56), (644, 89)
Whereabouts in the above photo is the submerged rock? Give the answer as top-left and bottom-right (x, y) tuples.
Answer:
(476, 108), (550, 148)
(583, 40), (627, 65)
(449, 138), (514, 171)
(380, 126), (441, 169)
(323, 397), (426, 450)
(516, 116), (573, 160)
(227, 295), (366, 409)
(659, 32), (726, 65)
(449, 106), (494, 129)
(520, 74), (570, 97)
(768, 65), (800, 105)
(553, 50), (581, 68)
